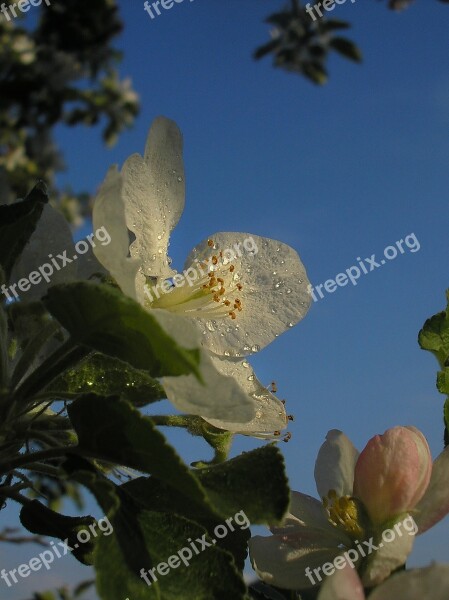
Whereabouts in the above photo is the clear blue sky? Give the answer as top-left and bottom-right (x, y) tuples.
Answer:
(2, 1), (449, 597)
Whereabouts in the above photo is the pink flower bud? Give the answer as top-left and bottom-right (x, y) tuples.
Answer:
(353, 426), (432, 524)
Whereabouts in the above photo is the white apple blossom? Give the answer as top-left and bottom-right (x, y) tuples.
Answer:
(92, 116), (311, 437)
(250, 426), (449, 589)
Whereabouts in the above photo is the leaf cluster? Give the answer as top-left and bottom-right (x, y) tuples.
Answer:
(0, 188), (291, 600)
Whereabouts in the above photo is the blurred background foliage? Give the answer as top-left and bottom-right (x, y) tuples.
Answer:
(1, 0), (448, 226)
(0, 0), (139, 223)
(254, 0), (449, 84)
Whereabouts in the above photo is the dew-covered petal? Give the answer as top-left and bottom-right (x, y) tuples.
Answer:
(318, 564), (365, 600)
(414, 445), (449, 534)
(249, 534), (342, 590)
(10, 204), (77, 301)
(152, 309), (256, 422)
(315, 430), (359, 500)
(92, 165), (144, 302)
(360, 516), (415, 587)
(369, 564), (449, 600)
(121, 116), (185, 280)
(202, 355), (287, 437)
(183, 232), (311, 357)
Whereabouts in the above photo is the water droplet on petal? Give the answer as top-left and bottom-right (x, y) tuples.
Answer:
(247, 375), (255, 381)
(251, 344), (260, 352)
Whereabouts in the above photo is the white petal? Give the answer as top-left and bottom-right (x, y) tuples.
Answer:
(360, 516), (415, 586)
(121, 116), (185, 280)
(10, 204), (78, 301)
(92, 166), (144, 302)
(152, 309), (256, 422)
(184, 232), (311, 357)
(314, 430), (359, 499)
(369, 564), (449, 600)
(414, 445), (449, 534)
(318, 564), (365, 600)
(272, 491), (353, 547)
(202, 356), (287, 436)
(249, 534), (342, 590)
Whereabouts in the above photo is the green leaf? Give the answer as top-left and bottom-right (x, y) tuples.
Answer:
(67, 395), (207, 505)
(34, 593), (57, 600)
(197, 445), (289, 525)
(49, 352), (165, 406)
(437, 368), (449, 395)
(0, 303), (8, 390)
(444, 398), (449, 447)
(418, 293), (449, 367)
(94, 509), (246, 600)
(64, 457), (246, 600)
(329, 37), (362, 62)
(0, 182), (48, 281)
(44, 282), (201, 379)
(322, 19), (351, 32)
(122, 477), (249, 571)
(20, 500), (96, 565)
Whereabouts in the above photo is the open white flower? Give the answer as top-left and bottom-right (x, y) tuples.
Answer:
(249, 426), (441, 589)
(92, 116), (311, 437)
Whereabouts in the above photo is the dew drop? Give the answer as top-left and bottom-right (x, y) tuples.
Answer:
(247, 375), (255, 381)
(251, 344), (260, 352)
